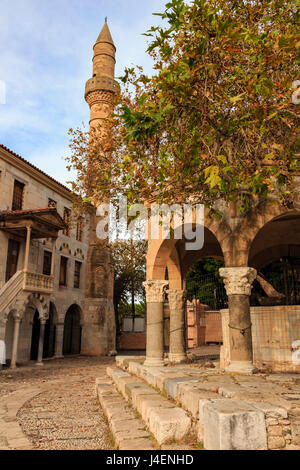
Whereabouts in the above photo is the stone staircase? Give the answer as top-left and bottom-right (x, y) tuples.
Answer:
(0, 270), (54, 317)
(95, 356), (300, 450)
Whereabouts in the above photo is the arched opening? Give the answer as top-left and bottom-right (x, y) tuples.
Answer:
(63, 305), (82, 356)
(249, 212), (300, 306)
(245, 211), (300, 371)
(30, 310), (40, 360)
(43, 303), (57, 359)
(4, 312), (14, 366)
(186, 258), (227, 310)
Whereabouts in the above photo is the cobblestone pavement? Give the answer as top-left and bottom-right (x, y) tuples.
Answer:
(0, 356), (114, 450)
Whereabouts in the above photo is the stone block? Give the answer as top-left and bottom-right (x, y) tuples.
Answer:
(115, 429), (151, 446)
(128, 361), (143, 376)
(249, 401), (288, 419)
(177, 383), (218, 419)
(201, 399), (267, 450)
(267, 436), (286, 449)
(137, 395), (174, 425)
(118, 438), (155, 450)
(148, 407), (192, 445)
(144, 368), (166, 387)
(116, 376), (141, 397)
(164, 377), (199, 400)
(130, 386), (157, 408)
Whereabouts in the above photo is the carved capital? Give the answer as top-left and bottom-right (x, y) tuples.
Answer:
(168, 290), (186, 310)
(143, 280), (169, 303)
(13, 311), (22, 322)
(219, 267), (257, 296)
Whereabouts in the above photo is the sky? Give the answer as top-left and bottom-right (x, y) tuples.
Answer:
(0, 0), (168, 187)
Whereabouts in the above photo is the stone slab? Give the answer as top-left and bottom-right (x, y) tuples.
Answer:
(164, 376), (199, 400)
(202, 399), (267, 450)
(148, 407), (192, 445)
(119, 438), (156, 450)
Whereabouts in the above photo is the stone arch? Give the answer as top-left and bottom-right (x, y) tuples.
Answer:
(24, 293), (49, 321)
(63, 304), (82, 356)
(235, 200), (300, 266)
(146, 223), (225, 286)
(248, 209), (300, 268)
(59, 243), (72, 256)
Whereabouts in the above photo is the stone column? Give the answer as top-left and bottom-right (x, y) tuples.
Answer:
(36, 318), (46, 366)
(10, 313), (21, 369)
(54, 322), (64, 359)
(23, 225), (32, 272)
(219, 267), (257, 373)
(168, 290), (187, 363)
(143, 280), (169, 367)
(0, 316), (8, 370)
(50, 238), (57, 276)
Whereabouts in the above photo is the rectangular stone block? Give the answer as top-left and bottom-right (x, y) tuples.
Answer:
(202, 399), (267, 450)
(116, 376), (142, 397)
(164, 376), (199, 400)
(178, 383), (218, 419)
(130, 386), (157, 408)
(128, 361), (143, 376)
(137, 395), (174, 424)
(148, 407), (192, 444)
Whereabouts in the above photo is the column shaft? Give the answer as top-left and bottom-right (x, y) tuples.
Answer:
(143, 280), (168, 367)
(10, 318), (21, 369)
(220, 267), (257, 374)
(168, 290), (187, 363)
(36, 320), (46, 365)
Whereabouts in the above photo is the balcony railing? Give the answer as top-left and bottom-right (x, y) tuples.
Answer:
(23, 271), (54, 294)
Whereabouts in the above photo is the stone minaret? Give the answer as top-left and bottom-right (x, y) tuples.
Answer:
(85, 18), (116, 131)
(82, 20), (116, 356)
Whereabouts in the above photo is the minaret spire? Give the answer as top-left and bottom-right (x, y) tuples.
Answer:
(85, 20), (116, 129)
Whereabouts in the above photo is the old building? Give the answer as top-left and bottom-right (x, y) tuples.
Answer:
(0, 20), (116, 368)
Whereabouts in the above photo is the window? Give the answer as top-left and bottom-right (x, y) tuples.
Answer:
(76, 217), (84, 242)
(12, 180), (24, 211)
(63, 207), (71, 236)
(48, 198), (57, 208)
(74, 261), (82, 289)
(59, 256), (68, 286)
(43, 251), (52, 276)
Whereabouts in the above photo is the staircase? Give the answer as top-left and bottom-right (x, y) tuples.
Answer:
(0, 270), (54, 315)
(95, 356), (300, 450)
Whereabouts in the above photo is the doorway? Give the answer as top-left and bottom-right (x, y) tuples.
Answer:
(63, 305), (81, 355)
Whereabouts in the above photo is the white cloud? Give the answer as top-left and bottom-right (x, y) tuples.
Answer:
(0, 0), (167, 185)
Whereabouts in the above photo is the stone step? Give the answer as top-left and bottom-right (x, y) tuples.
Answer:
(114, 356), (296, 451)
(95, 377), (157, 450)
(106, 366), (193, 445)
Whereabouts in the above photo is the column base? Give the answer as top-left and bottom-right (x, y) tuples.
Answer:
(225, 361), (256, 374)
(35, 362), (44, 367)
(168, 353), (187, 364)
(53, 355), (64, 360)
(144, 357), (164, 367)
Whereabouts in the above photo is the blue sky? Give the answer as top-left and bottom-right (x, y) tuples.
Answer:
(0, 0), (168, 186)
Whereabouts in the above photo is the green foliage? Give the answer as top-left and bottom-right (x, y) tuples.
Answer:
(186, 258), (226, 308)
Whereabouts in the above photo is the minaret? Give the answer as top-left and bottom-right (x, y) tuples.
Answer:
(85, 18), (117, 131)
(81, 20), (116, 357)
